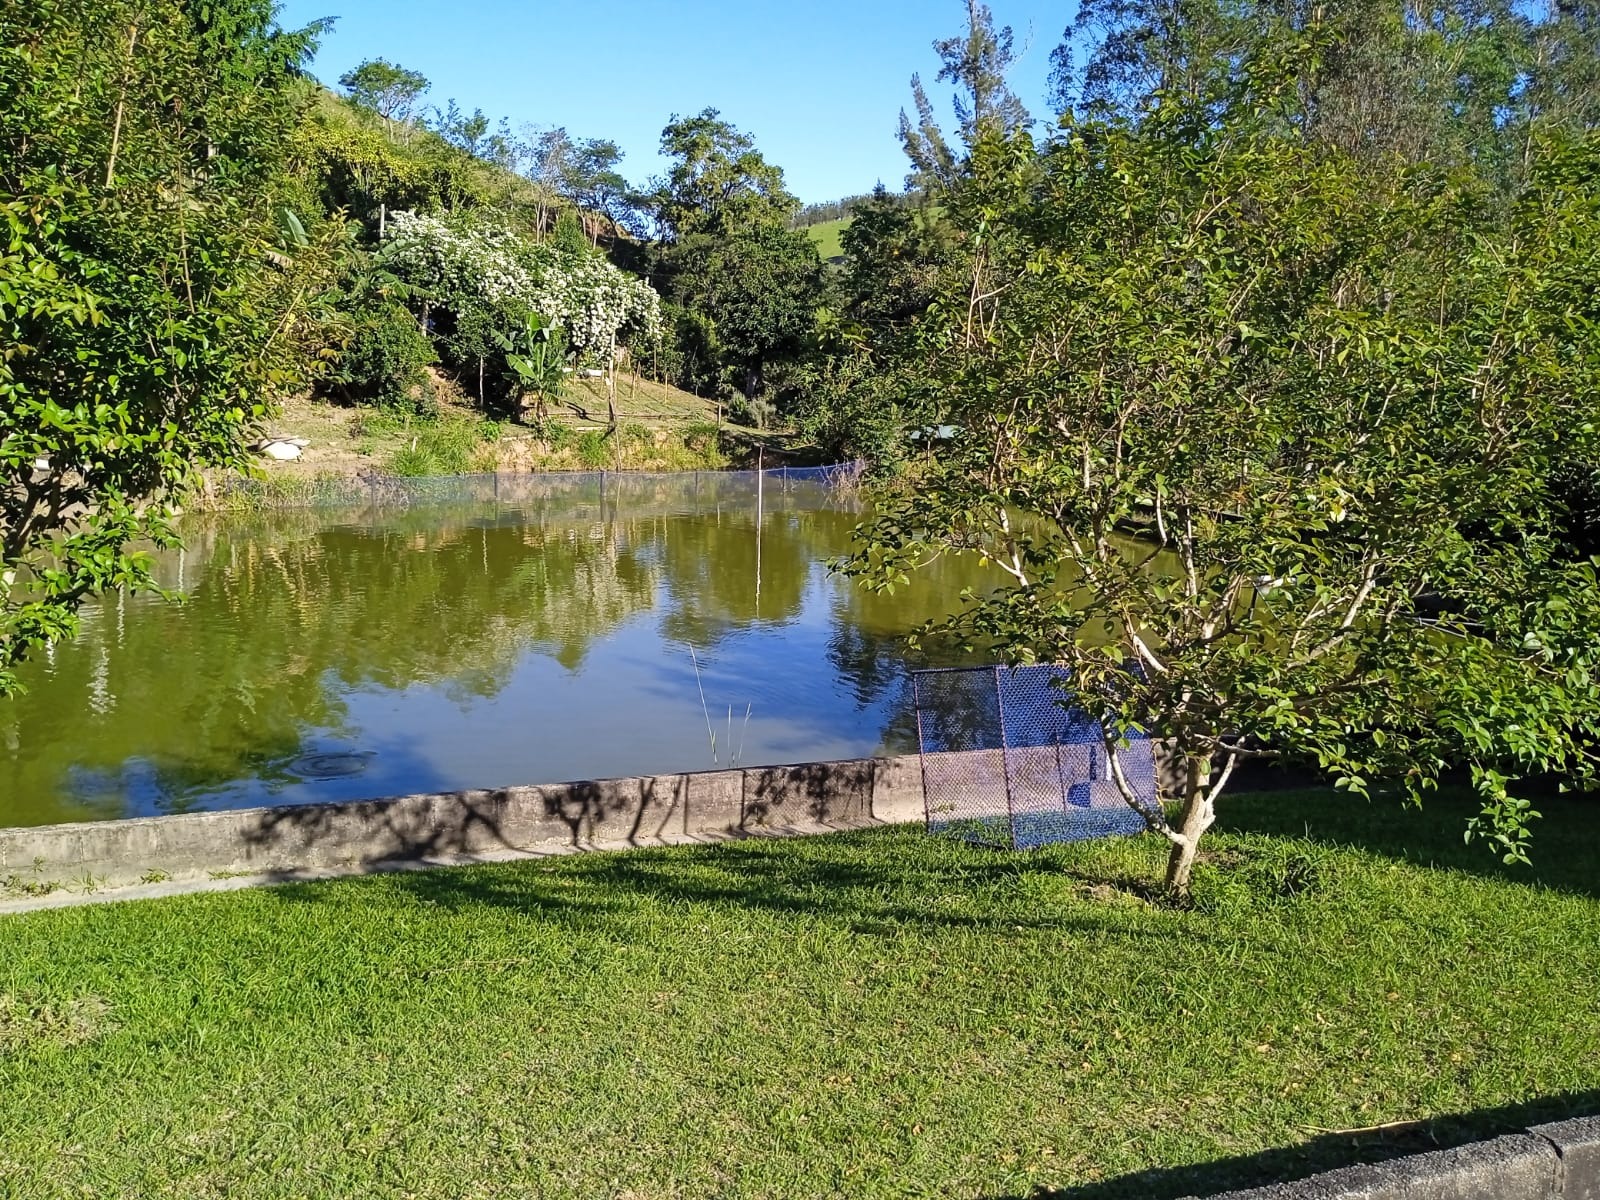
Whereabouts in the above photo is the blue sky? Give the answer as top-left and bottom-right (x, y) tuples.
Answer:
(276, 0), (1070, 205)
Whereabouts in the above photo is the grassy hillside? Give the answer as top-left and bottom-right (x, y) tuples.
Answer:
(304, 89), (610, 242)
(560, 373), (727, 426)
(807, 217), (850, 260)
(805, 203), (943, 262)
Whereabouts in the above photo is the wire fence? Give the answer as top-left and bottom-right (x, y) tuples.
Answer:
(215, 461), (867, 510)
(912, 664), (1159, 849)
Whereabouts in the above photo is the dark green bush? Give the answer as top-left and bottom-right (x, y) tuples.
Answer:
(328, 300), (436, 411)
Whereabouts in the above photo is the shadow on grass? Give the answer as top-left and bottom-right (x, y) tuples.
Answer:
(994, 1089), (1600, 1200)
(268, 826), (1212, 945)
(1217, 786), (1600, 900)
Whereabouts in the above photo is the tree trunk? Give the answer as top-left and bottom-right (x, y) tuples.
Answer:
(104, 21), (140, 188)
(1165, 754), (1217, 897)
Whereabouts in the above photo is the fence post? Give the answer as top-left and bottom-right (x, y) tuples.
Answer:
(994, 665), (1018, 850)
(913, 673), (933, 831)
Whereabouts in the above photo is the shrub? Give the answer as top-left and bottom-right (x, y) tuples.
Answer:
(727, 395), (777, 429)
(329, 300), (436, 411)
(575, 430), (611, 469)
(384, 416), (500, 476)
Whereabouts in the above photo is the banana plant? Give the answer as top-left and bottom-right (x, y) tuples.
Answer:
(497, 312), (567, 429)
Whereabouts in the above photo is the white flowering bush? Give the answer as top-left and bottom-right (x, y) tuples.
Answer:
(381, 211), (660, 362)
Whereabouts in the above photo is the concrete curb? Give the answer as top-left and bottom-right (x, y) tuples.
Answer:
(1191, 1116), (1600, 1199)
(0, 755), (927, 910)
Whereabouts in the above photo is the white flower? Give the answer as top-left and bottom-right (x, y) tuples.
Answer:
(380, 212), (662, 358)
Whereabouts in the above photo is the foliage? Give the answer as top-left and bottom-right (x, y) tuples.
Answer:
(849, 81), (1600, 893)
(380, 413), (500, 476)
(659, 223), (822, 400)
(643, 111), (823, 403)
(337, 57), (429, 139)
(838, 185), (951, 330)
(381, 210), (661, 362)
(373, 210), (659, 417)
(1046, 0), (1594, 193)
(499, 313), (566, 425)
(430, 99), (491, 157)
(0, 0), (335, 695)
(786, 350), (914, 468)
(900, 0), (1031, 191)
(645, 108), (800, 240)
(552, 208), (588, 254)
(296, 90), (521, 246)
(326, 298), (436, 411)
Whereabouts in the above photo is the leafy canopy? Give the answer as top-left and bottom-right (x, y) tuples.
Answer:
(338, 57), (430, 131)
(1, 0), (335, 696)
(852, 62), (1600, 893)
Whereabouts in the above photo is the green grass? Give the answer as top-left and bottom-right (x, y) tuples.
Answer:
(2, 789), (1598, 1198)
(369, 412), (503, 477)
(807, 216), (850, 259)
(559, 373), (736, 427)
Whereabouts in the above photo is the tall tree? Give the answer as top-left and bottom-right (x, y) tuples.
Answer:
(647, 109), (799, 239)
(432, 99), (491, 158)
(643, 111), (820, 401)
(566, 138), (632, 243)
(1046, 0), (1596, 190)
(900, 1), (1031, 190)
(338, 57), (429, 142)
(1, 0), (336, 694)
(667, 223), (823, 400)
(525, 126), (570, 235)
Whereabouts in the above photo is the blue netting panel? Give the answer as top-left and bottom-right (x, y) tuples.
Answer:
(913, 667), (1012, 848)
(913, 665), (1158, 849)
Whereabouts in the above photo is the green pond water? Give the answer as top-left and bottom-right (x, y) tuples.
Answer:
(1, 473), (994, 828)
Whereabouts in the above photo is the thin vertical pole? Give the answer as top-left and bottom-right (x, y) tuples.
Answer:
(755, 446), (763, 614)
(994, 665), (1016, 849)
(913, 673), (931, 831)
(1054, 733), (1068, 815)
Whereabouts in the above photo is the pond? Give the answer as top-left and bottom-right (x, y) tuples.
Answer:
(0, 472), (993, 828)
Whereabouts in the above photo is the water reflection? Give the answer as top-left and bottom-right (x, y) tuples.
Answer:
(0, 475), (995, 827)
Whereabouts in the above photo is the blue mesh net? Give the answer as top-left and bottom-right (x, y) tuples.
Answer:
(218, 462), (867, 509)
(913, 665), (1158, 849)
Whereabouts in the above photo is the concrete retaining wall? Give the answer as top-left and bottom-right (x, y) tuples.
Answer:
(1191, 1115), (1600, 1200)
(0, 754), (928, 892)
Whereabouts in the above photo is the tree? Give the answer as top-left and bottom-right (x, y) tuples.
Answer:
(567, 138), (631, 244)
(527, 126), (576, 236)
(667, 223), (823, 400)
(642, 111), (821, 402)
(1045, 0), (1596, 191)
(378, 211), (661, 413)
(647, 109), (799, 239)
(1, 0), (336, 695)
(900, 1), (1031, 191)
(850, 88), (1600, 895)
(838, 185), (949, 330)
(432, 99), (491, 158)
(499, 314), (566, 427)
(338, 58), (429, 142)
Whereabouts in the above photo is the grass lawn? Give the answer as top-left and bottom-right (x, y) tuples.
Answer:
(2, 789), (1597, 1199)
(807, 216), (850, 259)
